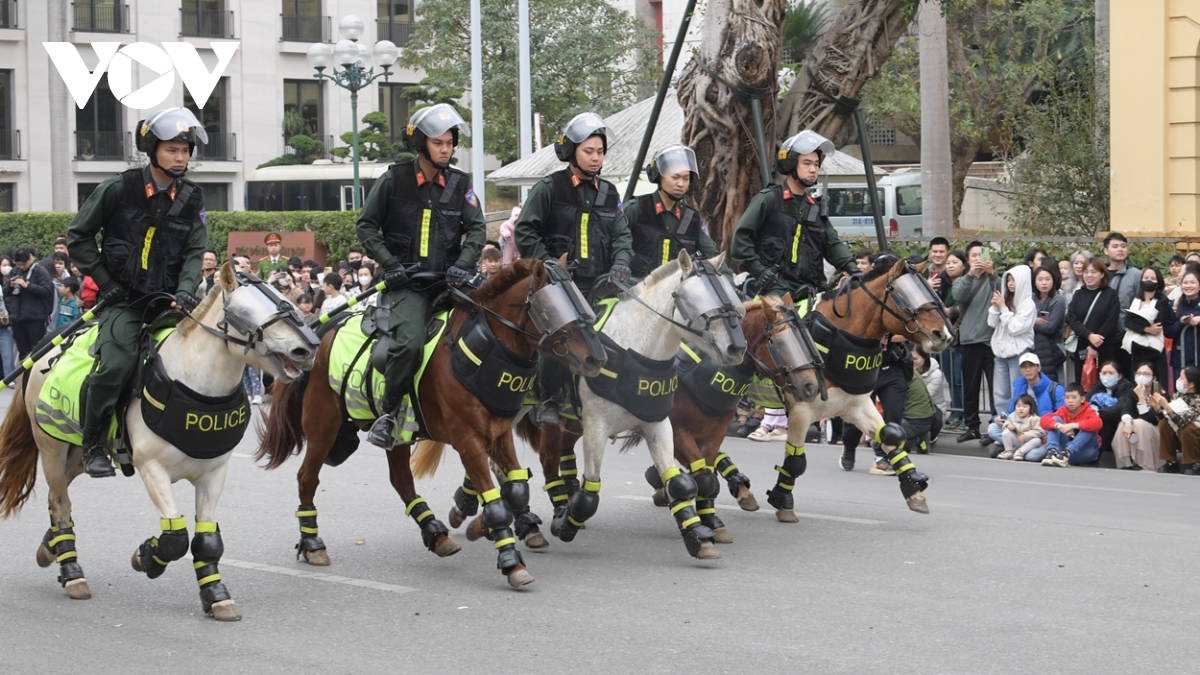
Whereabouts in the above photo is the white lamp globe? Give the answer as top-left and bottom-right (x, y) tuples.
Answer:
(334, 39), (359, 67)
(373, 40), (398, 68)
(339, 15), (365, 41)
(306, 43), (333, 70)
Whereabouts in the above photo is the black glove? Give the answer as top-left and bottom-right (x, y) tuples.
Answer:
(445, 264), (471, 286)
(98, 281), (128, 305)
(174, 290), (200, 313)
(381, 258), (407, 288)
(609, 261), (631, 284)
(757, 267), (779, 293)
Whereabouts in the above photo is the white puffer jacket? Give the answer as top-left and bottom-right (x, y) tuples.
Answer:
(920, 355), (951, 418)
(988, 265), (1036, 359)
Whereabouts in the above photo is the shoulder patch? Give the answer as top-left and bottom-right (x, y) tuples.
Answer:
(465, 189), (479, 208)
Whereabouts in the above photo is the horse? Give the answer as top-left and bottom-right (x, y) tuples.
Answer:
(643, 293), (826, 543)
(760, 257), (954, 522)
(512, 251), (748, 560)
(0, 263), (318, 620)
(255, 257), (605, 589)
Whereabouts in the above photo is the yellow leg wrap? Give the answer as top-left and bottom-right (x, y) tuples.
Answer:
(160, 516), (187, 531)
(493, 537), (516, 550)
(679, 516), (701, 529)
(481, 488), (502, 503)
(688, 458), (706, 472)
(295, 509), (318, 518)
(785, 442), (805, 456)
(195, 521), (218, 534)
(670, 500), (692, 515)
(582, 479), (601, 493)
(507, 468), (531, 481)
(404, 497), (428, 516)
(661, 467), (681, 482)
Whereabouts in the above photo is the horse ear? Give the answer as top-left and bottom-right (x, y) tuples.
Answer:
(711, 251), (726, 269)
(914, 260), (929, 274)
(557, 253), (568, 267)
(219, 261), (237, 291)
(678, 249), (693, 274)
(782, 291), (793, 306)
(890, 256), (908, 279)
(759, 296), (773, 318)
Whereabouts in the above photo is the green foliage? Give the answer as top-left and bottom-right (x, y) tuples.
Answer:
(331, 111), (408, 162)
(841, 235), (1181, 273)
(256, 134), (325, 169)
(282, 109), (307, 137)
(782, 0), (830, 65)
(403, 0), (660, 164)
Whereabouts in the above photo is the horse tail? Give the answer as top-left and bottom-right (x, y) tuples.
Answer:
(619, 430), (645, 454)
(0, 384), (39, 519)
(410, 440), (446, 479)
(255, 373), (308, 470)
(516, 414), (540, 450)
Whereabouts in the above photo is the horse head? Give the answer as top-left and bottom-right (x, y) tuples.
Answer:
(865, 258), (954, 353)
(204, 262), (319, 382)
(743, 292), (825, 403)
(669, 250), (746, 366)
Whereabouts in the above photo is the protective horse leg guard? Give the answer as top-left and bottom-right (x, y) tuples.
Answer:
(645, 465), (669, 507)
(480, 488), (525, 573)
(405, 496), (450, 552)
(693, 464), (724, 532)
(558, 448), (580, 496)
(500, 469), (542, 541)
(883, 440), (930, 500)
(453, 475), (480, 517)
(135, 516), (189, 579)
(552, 479), (600, 542)
(294, 504), (326, 560)
(42, 518), (85, 587)
(714, 452), (752, 499)
(766, 443), (808, 512)
(191, 522), (232, 614)
(543, 478), (570, 520)
(662, 467), (714, 557)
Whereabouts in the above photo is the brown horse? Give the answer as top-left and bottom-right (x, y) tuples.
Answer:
(255, 258), (605, 589)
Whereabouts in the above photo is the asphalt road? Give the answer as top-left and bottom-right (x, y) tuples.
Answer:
(1, 394), (1196, 675)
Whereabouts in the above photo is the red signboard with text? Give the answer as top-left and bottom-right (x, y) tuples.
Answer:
(226, 231), (328, 267)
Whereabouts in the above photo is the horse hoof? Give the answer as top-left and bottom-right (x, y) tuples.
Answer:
(775, 509), (799, 524)
(465, 516), (484, 542)
(37, 544), (54, 568)
(434, 536), (461, 558)
(65, 579), (91, 600)
(711, 527), (734, 544)
(736, 486), (760, 512)
(906, 491), (930, 515)
(651, 488), (669, 507)
(507, 568), (535, 589)
(209, 599), (242, 622)
(130, 549), (143, 572)
(694, 542), (722, 560)
(524, 531), (550, 549)
(448, 505), (466, 529)
(303, 548), (331, 566)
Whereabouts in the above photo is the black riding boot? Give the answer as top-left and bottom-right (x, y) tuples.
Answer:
(81, 428), (115, 478)
(367, 398), (399, 449)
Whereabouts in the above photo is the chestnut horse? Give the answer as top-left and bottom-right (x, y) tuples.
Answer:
(256, 259), (604, 589)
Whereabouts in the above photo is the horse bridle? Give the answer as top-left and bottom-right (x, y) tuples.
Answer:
(745, 301), (827, 400)
(178, 273), (319, 356)
(834, 263), (950, 344)
(608, 258), (747, 351)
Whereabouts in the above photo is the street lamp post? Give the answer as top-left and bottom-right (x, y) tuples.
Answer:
(306, 15), (398, 210)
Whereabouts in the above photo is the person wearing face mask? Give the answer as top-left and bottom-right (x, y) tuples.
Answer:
(1167, 266), (1200, 384)
(355, 263), (378, 306)
(622, 145), (731, 282)
(1085, 360), (1136, 460)
(1113, 362), (1165, 471)
(731, 130), (857, 300)
(1148, 365), (1200, 474)
(1121, 265), (1173, 385)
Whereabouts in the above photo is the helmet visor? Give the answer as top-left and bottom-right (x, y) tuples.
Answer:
(145, 108), (208, 145)
(782, 131), (833, 159)
(563, 113), (612, 145)
(411, 104), (470, 139)
(653, 146), (699, 180)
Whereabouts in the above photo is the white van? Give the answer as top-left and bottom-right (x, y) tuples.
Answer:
(820, 169), (924, 239)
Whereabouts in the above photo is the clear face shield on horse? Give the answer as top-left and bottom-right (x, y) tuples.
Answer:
(764, 305), (826, 401)
(221, 273), (320, 378)
(888, 266), (951, 337)
(674, 259), (747, 356)
(527, 261), (605, 367)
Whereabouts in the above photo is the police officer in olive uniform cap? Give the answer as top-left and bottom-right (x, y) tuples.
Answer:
(68, 107), (209, 478)
(731, 130), (857, 300)
(623, 144), (731, 282)
(257, 232), (288, 279)
(515, 112), (633, 426)
(356, 103), (486, 447)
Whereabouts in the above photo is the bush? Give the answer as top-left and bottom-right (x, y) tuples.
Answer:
(841, 235), (1184, 273)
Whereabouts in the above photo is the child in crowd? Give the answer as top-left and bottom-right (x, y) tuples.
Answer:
(1039, 383), (1103, 467)
(55, 277), (81, 328)
(997, 394), (1045, 460)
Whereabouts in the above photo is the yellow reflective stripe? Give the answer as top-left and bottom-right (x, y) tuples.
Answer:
(22, 357), (33, 369)
(197, 574), (222, 587)
(57, 551), (78, 562)
(194, 560), (209, 569)
(143, 388), (167, 411)
(661, 239), (671, 266)
(295, 509), (318, 518)
(414, 509), (434, 522)
(346, 296), (360, 308)
(790, 223), (801, 264)
(419, 209), (432, 257)
(598, 367), (618, 378)
(785, 442), (805, 457)
(300, 526), (319, 534)
(679, 342), (702, 363)
(195, 521), (218, 533)
(561, 468), (578, 476)
(142, 226), (156, 270)
(775, 465), (792, 479)
(375, 281), (388, 291)
(688, 458), (706, 473)
(550, 493), (569, 503)
(481, 488), (502, 503)
(543, 479), (565, 491)
(579, 213), (589, 258)
(670, 500), (691, 515)
(568, 516), (585, 527)
(47, 534), (75, 547)
(887, 451), (909, 466)
(560, 454), (576, 462)
(160, 516), (187, 531)
(461, 486), (478, 496)
(697, 507), (716, 516)
(895, 463), (915, 475)
(493, 537), (516, 550)
(660, 467), (681, 482)
(81, 310), (95, 322)
(458, 339), (482, 366)
(51, 334), (65, 346)
(777, 482), (795, 491)
(815, 342), (829, 353)
(153, 556), (169, 566)
(507, 468), (531, 481)
(404, 497), (428, 516)
(582, 479), (601, 493)
(680, 516), (701, 529)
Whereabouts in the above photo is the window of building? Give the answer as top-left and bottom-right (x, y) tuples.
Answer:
(75, 79), (124, 160)
(182, 0), (231, 39)
(0, 70), (14, 160)
(186, 78), (234, 160)
(195, 183), (229, 211)
(0, 184), (14, 212)
(378, 83), (411, 145)
(283, 79), (323, 147)
(77, 183), (101, 208)
(377, 0), (412, 46)
(74, 0), (127, 33)
(282, 0), (326, 42)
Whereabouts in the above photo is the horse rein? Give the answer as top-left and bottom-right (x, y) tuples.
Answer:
(833, 269), (950, 345)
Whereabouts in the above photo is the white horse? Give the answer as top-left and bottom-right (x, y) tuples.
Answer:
(0, 263), (317, 621)
(548, 251), (747, 560)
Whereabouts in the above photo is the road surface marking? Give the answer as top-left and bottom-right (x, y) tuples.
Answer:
(613, 495), (885, 524)
(944, 475), (1184, 497)
(188, 556), (419, 595)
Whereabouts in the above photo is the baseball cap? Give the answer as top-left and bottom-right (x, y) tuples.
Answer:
(1019, 352), (1040, 366)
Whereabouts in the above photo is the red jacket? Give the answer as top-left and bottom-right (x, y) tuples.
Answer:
(1039, 400), (1102, 434)
(80, 276), (99, 310)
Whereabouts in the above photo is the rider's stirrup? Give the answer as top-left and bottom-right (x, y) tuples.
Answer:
(366, 414), (396, 448)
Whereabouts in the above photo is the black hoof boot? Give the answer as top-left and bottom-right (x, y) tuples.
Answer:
(765, 486), (794, 511)
(714, 453), (751, 499)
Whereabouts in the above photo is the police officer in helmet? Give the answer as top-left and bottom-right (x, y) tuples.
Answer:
(731, 130), (857, 300)
(356, 103), (486, 447)
(515, 112), (633, 426)
(68, 107), (209, 478)
(623, 144), (731, 282)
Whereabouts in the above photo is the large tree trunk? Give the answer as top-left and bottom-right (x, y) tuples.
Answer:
(677, 0), (787, 255)
(917, 0), (953, 237)
(950, 139), (981, 227)
(776, 0), (916, 144)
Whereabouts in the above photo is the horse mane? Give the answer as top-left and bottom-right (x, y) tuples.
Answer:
(177, 280), (224, 338)
(640, 259), (682, 289)
(862, 264), (892, 284)
(464, 258), (535, 307)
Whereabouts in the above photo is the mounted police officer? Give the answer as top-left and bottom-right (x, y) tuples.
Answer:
(514, 112), (633, 426)
(731, 130), (857, 302)
(67, 107), (209, 478)
(622, 144), (732, 282)
(356, 103), (486, 447)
